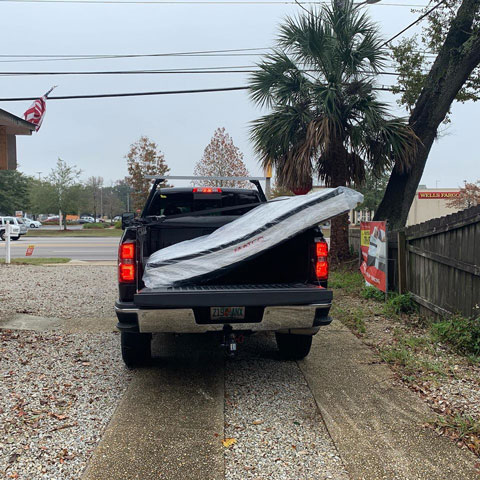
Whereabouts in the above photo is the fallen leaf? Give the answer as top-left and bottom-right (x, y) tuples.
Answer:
(252, 420), (263, 425)
(222, 438), (237, 448)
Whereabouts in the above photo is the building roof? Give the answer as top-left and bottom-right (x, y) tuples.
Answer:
(0, 108), (36, 135)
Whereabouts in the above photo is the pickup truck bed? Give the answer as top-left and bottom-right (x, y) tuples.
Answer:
(116, 180), (333, 367)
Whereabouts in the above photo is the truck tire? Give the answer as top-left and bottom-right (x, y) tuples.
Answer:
(275, 333), (313, 360)
(121, 332), (152, 368)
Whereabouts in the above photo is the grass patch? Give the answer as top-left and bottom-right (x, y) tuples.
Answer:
(26, 229), (122, 237)
(0, 257), (70, 265)
(333, 305), (367, 335)
(429, 414), (480, 457)
(329, 266), (365, 295)
(430, 315), (480, 358)
(380, 343), (447, 380)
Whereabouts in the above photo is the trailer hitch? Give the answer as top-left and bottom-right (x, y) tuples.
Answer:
(221, 325), (243, 357)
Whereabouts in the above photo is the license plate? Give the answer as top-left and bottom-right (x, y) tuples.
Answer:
(210, 307), (245, 320)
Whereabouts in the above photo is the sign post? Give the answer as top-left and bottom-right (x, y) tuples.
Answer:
(5, 222), (11, 264)
(359, 221), (388, 294)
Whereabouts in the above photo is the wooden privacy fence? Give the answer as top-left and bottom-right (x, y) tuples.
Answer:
(348, 205), (480, 318)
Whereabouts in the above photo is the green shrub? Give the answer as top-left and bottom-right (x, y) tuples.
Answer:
(114, 221), (122, 229)
(384, 292), (417, 316)
(430, 315), (480, 357)
(361, 286), (385, 301)
(83, 222), (106, 229)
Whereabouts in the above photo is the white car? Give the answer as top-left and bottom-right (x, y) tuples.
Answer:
(24, 217), (42, 228)
(0, 218), (21, 241)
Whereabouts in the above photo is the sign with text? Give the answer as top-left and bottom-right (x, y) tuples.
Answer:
(25, 245), (35, 257)
(417, 191), (460, 199)
(359, 221), (387, 293)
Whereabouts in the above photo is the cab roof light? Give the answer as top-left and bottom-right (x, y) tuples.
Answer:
(193, 187), (222, 193)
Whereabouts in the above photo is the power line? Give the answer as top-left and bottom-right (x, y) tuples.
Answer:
(0, 47), (267, 58)
(0, 68), (419, 76)
(0, 84), (405, 102)
(0, 86), (250, 101)
(0, 0), (432, 5)
(381, 0), (447, 46)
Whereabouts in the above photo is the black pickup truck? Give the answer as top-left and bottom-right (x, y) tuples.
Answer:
(116, 176), (333, 367)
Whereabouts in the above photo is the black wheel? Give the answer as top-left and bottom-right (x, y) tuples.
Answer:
(12, 236), (20, 241)
(0, 232), (4, 241)
(121, 332), (152, 368)
(275, 333), (313, 360)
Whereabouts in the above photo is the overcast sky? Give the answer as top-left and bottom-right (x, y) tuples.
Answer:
(0, 0), (476, 189)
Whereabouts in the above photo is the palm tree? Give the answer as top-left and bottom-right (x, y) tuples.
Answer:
(249, 0), (418, 260)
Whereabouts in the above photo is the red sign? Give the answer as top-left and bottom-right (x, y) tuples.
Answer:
(418, 191), (460, 199)
(25, 245), (35, 257)
(359, 222), (387, 293)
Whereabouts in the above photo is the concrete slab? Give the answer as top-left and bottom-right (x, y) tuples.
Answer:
(82, 336), (225, 480)
(0, 313), (116, 333)
(299, 320), (480, 480)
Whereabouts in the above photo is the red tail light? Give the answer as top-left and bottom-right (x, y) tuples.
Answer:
(193, 187), (222, 193)
(316, 260), (328, 279)
(314, 239), (329, 281)
(119, 240), (136, 283)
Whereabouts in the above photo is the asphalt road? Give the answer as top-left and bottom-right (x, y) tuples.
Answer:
(0, 236), (119, 261)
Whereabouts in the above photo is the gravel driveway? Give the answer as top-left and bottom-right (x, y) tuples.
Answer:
(0, 265), (349, 479)
(0, 330), (131, 480)
(0, 265), (117, 321)
(225, 334), (348, 480)
(0, 265), (128, 479)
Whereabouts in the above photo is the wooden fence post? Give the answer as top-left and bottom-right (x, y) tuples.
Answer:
(397, 230), (407, 294)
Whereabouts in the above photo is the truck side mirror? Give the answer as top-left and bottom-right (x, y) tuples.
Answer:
(121, 212), (135, 230)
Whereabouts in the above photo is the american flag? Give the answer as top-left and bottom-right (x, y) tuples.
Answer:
(23, 86), (56, 131)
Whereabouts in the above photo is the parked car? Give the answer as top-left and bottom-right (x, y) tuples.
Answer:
(23, 217), (42, 228)
(79, 216), (95, 224)
(115, 177), (333, 367)
(0, 217), (22, 240)
(15, 218), (28, 235)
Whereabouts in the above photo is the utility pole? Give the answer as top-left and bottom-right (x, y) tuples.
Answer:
(36, 172), (42, 180)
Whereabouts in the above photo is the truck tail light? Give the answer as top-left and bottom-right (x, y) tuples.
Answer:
(119, 240), (136, 283)
(314, 239), (329, 281)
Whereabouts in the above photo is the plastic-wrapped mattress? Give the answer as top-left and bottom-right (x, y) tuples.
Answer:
(143, 186), (363, 287)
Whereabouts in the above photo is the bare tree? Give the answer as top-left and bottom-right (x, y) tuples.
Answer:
(193, 128), (250, 188)
(86, 176), (103, 221)
(126, 136), (169, 212)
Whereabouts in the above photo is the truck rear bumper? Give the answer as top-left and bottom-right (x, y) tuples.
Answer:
(115, 303), (332, 334)
(117, 283), (333, 334)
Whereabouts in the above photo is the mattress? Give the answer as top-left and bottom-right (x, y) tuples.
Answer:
(143, 186), (363, 288)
